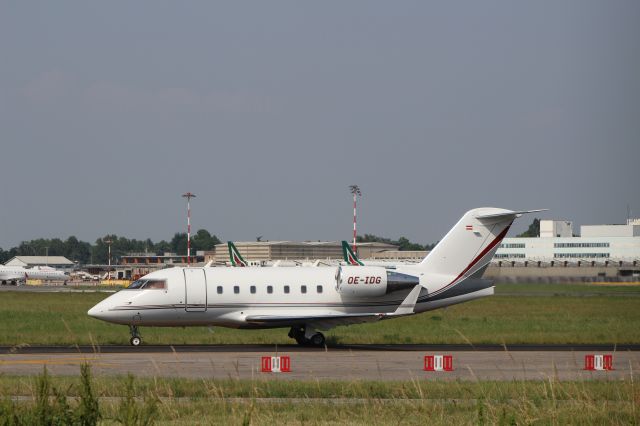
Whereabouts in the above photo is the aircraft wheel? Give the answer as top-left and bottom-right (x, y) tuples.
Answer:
(310, 333), (325, 347)
(130, 336), (142, 346)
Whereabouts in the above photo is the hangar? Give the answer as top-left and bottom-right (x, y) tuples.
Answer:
(4, 255), (75, 271)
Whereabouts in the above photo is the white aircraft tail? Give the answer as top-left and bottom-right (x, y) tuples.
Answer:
(418, 208), (545, 287)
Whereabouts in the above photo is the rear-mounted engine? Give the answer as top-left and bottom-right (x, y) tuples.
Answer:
(336, 266), (419, 297)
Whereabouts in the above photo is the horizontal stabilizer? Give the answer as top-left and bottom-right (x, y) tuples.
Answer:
(476, 209), (547, 219)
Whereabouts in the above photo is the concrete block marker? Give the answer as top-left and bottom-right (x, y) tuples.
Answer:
(261, 356), (291, 373)
(424, 355), (454, 372)
(584, 354), (614, 371)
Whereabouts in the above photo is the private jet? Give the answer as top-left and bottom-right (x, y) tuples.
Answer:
(88, 207), (543, 346)
(0, 265), (70, 285)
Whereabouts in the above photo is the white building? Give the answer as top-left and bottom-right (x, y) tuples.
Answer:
(495, 218), (640, 263)
(581, 219), (640, 238)
(539, 220), (573, 238)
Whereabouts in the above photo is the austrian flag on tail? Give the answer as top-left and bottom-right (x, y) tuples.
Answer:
(465, 225), (473, 231)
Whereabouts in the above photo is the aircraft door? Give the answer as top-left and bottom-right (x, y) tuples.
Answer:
(184, 268), (207, 312)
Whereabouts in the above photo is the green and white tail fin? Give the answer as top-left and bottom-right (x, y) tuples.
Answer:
(342, 240), (364, 266)
(228, 241), (248, 267)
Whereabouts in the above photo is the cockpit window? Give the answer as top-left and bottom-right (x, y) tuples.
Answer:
(128, 280), (146, 289)
(144, 280), (166, 289)
(126, 279), (166, 290)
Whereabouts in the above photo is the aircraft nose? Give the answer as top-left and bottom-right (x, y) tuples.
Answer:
(87, 304), (103, 319)
(88, 300), (112, 320)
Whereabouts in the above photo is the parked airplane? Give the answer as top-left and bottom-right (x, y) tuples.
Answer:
(0, 265), (70, 285)
(88, 207), (543, 346)
(341, 240), (419, 268)
(227, 241), (270, 267)
(228, 241), (248, 266)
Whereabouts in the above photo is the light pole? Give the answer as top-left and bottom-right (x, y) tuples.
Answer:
(349, 185), (362, 253)
(182, 192), (196, 265)
(104, 239), (113, 280)
(44, 247), (49, 266)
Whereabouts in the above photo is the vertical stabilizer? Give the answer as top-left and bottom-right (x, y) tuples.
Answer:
(342, 240), (364, 266)
(417, 208), (534, 289)
(228, 242), (248, 267)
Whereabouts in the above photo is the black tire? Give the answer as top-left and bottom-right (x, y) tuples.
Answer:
(130, 336), (142, 346)
(310, 333), (325, 347)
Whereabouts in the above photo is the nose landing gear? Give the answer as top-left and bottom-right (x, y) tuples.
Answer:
(129, 325), (142, 346)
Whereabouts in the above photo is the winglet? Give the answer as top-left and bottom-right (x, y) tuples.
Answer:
(391, 285), (423, 316)
(342, 240), (364, 266)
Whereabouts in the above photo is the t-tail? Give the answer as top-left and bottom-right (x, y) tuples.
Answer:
(342, 240), (364, 266)
(228, 241), (248, 267)
(415, 208), (546, 293)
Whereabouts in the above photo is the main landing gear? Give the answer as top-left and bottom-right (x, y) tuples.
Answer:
(129, 325), (142, 346)
(288, 326), (325, 347)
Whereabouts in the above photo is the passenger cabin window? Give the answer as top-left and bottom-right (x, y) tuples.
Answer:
(267, 286), (273, 294)
(317, 285), (323, 293)
(284, 285), (290, 294)
(127, 280), (166, 290)
(217, 286), (223, 294)
(234, 286), (240, 294)
(250, 285), (256, 294)
(301, 285), (307, 294)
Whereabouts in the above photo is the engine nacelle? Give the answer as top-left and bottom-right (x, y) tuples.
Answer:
(336, 266), (388, 297)
(336, 266), (420, 298)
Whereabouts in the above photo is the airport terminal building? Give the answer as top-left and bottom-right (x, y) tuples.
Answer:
(495, 219), (640, 264)
(488, 219), (640, 282)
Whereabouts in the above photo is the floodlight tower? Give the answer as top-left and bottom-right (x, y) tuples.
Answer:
(182, 192), (197, 265)
(349, 185), (362, 253)
(104, 238), (113, 280)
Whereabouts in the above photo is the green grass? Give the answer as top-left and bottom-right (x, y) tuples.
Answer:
(1, 369), (638, 425)
(0, 287), (639, 346)
(495, 282), (640, 296)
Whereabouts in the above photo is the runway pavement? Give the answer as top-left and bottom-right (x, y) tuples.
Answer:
(0, 345), (637, 381)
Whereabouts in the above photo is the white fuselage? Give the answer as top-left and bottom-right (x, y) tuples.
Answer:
(87, 264), (493, 329)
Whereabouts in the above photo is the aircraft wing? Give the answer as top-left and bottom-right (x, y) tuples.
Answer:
(245, 312), (384, 329)
(244, 285), (423, 330)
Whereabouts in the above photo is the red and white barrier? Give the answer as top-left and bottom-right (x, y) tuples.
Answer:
(261, 356), (291, 373)
(584, 354), (614, 371)
(424, 355), (453, 371)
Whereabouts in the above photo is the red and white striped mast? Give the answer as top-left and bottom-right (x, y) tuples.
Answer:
(181, 192), (196, 265)
(349, 185), (362, 253)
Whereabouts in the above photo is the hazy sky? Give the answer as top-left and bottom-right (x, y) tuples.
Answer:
(1, 1), (638, 249)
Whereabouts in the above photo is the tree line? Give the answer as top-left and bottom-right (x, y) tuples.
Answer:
(356, 234), (436, 251)
(0, 230), (221, 265)
(1, 231), (433, 265)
